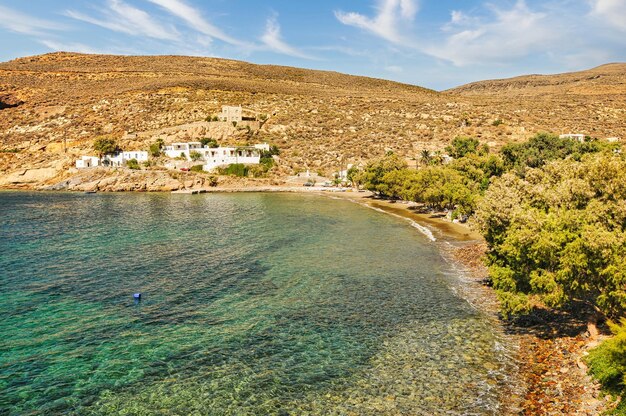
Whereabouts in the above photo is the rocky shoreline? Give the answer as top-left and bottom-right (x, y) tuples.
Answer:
(447, 241), (612, 415)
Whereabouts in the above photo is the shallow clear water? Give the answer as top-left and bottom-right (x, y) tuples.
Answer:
(0, 192), (513, 415)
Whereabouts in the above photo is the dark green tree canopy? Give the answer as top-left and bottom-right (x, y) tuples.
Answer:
(445, 136), (487, 159)
(475, 153), (626, 318)
(93, 137), (120, 156)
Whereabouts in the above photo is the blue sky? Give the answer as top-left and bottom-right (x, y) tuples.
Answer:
(0, 0), (624, 89)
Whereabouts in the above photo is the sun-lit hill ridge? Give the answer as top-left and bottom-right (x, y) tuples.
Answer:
(448, 63), (626, 96)
(0, 52), (435, 99)
(0, 52), (624, 189)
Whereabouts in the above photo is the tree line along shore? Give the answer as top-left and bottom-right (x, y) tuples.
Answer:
(346, 133), (626, 414)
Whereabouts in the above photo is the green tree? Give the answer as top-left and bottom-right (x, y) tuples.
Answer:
(475, 153), (626, 319)
(346, 165), (361, 188)
(149, 138), (164, 157)
(93, 137), (120, 157)
(189, 151), (203, 161)
(357, 152), (407, 196)
(500, 132), (615, 174)
(445, 136), (485, 159)
(200, 138), (219, 148)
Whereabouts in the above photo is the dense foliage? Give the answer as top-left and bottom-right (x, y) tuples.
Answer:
(354, 134), (623, 319)
(586, 319), (626, 414)
(354, 144), (500, 217)
(92, 137), (120, 157)
(501, 133), (618, 173)
(218, 163), (248, 177)
(149, 138), (164, 157)
(475, 154), (626, 318)
(260, 145), (280, 170)
(445, 136), (488, 159)
(126, 158), (140, 170)
(200, 137), (219, 148)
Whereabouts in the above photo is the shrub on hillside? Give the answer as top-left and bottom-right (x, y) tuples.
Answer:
(586, 319), (626, 414)
(126, 158), (140, 170)
(189, 151), (203, 161)
(149, 139), (164, 157)
(218, 164), (248, 177)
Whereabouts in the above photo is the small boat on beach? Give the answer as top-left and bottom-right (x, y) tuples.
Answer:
(84, 190), (97, 194)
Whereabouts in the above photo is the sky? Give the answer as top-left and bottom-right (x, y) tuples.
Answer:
(0, 0), (624, 90)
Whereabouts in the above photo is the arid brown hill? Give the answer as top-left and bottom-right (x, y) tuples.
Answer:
(448, 63), (626, 97)
(0, 53), (624, 189)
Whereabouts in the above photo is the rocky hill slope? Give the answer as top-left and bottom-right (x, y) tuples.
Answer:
(448, 63), (626, 97)
(0, 53), (624, 189)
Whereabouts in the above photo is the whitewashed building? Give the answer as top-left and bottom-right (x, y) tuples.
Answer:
(202, 146), (262, 171)
(163, 142), (270, 170)
(163, 142), (203, 160)
(559, 133), (585, 142)
(219, 106), (243, 123)
(75, 156), (101, 169)
(162, 141), (273, 170)
(103, 151), (149, 167)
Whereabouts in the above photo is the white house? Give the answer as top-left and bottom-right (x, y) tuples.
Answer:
(441, 154), (454, 165)
(163, 142), (203, 160)
(163, 142), (270, 170)
(219, 106), (243, 123)
(254, 143), (270, 152)
(202, 146), (261, 171)
(102, 151), (149, 167)
(607, 137), (621, 143)
(75, 156), (100, 169)
(559, 133), (585, 142)
(122, 151), (149, 162)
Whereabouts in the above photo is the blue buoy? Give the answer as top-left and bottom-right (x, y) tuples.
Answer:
(133, 293), (142, 301)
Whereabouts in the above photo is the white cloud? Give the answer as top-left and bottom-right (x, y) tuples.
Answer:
(39, 39), (132, 55)
(335, 0), (418, 44)
(589, 0), (626, 31)
(385, 65), (403, 73)
(261, 15), (315, 59)
(66, 0), (179, 41)
(426, 1), (559, 66)
(146, 0), (246, 46)
(0, 5), (64, 36)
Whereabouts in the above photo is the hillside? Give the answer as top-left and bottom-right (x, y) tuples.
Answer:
(448, 63), (626, 97)
(0, 53), (624, 190)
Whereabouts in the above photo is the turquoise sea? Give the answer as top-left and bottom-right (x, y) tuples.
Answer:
(0, 192), (515, 415)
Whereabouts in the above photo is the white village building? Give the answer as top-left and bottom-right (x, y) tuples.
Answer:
(76, 151), (148, 169)
(103, 151), (149, 167)
(202, 146), (261, 171)
(163, 142), (271, 171)
(219, 106), (243, 123)
(163, 142), (204, 160)
(75, 156), (101, 169)
(559, 133), (585, 142)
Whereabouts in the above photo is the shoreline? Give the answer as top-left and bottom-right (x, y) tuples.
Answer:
(316, 190), (609, 415)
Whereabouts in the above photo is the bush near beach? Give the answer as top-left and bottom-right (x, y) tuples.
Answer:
(353, 134), (626, 407)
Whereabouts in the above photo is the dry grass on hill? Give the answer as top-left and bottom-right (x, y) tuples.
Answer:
(0, 53), (624, 186)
